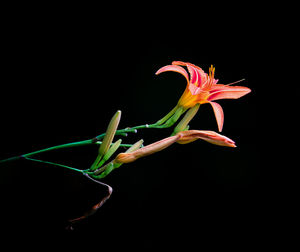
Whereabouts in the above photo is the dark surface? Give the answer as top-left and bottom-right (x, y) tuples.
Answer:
(0, 4), (292, 249)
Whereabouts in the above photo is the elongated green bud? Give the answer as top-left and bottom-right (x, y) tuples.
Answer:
(125, 139), (144, 153)
(96, 139), (122, 169)
(99, 110), (121, 157)
(113, 139), (144, 169)
(103, 139), (122, 160)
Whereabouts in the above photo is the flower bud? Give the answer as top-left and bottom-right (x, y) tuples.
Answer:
(125, 139), (144, 153)
(98, 110), (121, 157)
(177, 130), (236, 147)
(115, 135), (180, 164)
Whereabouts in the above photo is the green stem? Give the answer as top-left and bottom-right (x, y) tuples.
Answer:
(0, 139), (93, 164)
(172, 104), (200, 135)
(24, 157), (85, 174)
(24, 139), (93, 157)
(155, 105), (179, 125)
(0, 106), (182, 165)
(95, 106), (181, 140)
(0, 139), (135, 166)
(0, 156), (21, 164)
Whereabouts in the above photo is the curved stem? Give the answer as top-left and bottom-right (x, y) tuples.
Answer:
(24, 157), (85, 174)
(67, 174), (113, 229)
(24, 139), (93, 157)
(0, 139), (93, 165)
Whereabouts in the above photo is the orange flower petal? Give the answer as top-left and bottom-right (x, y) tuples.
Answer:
(155, 65), (189, 83)
(209, 102), (224, 132)
(172, 61), (207, 87)
(208, 85), (251, 101)
(187, 64), (200, 86)
(172, 61), (206, 75)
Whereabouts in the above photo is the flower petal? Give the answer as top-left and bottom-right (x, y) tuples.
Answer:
(172, 61), (207, 86)
(155, 65), (189, 83)
(188, 83), (201, 95)
(209, 102), (224, 132)
(208, 85), (251, 101)
(172, 61), (188, 66)
(187, 64), (199, 85)
(172, 61), (206, 76)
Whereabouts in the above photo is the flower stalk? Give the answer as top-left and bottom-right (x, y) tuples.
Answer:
(0, 61), (250, 180)
(172, 104), (200, 135)
(0, 60), (251, 227)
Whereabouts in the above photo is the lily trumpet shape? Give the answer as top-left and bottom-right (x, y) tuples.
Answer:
(115, 130), (235, 164)
(156, 61), (251, 132)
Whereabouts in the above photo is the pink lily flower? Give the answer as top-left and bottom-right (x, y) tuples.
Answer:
(156, 61), (251, 132)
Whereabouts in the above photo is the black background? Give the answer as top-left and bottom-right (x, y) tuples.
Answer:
(0, 3), (293, 249)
